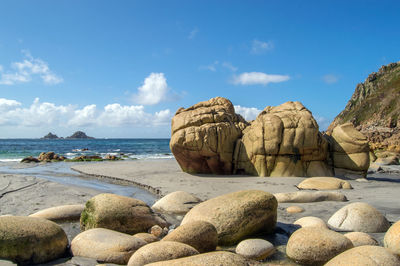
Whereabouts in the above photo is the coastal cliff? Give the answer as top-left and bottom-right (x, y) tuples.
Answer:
(327, 62), (400, 152)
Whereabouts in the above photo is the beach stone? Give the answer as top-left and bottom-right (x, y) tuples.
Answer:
(286, 206), (304, 213)
(274, 191), (347, 203)
(170, 97), (248, 175)
(163, 221), (218, 253)
(29, 204), (85, 222)
(286, 227), (353, 265)
(384, 220), (400, 256)
(181, 190), (277, 245)
(329, 123), (370, 178)
(127, 241), (199, 266)
(145, 251), (250, 266)
(234, 101), (332, 177)
(152, 191), (202, 214)
(150, 225), (166, 238)
(328, 202), (390, 233)
(70, 228), (147, 264)
(344, 232), (378, 247)
(293, 216), (328, 229)
(325, 245), (400, 266)
(235, 238), (275, 260)
(297, 177), (352, 190)
(80, 193), (168, 234)
(0, 216), (68, 264)
(375, 156), (399, 165)
(133, 232), (159, 243)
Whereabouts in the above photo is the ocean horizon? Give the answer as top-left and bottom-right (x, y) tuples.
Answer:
(0, 138), (172, 162)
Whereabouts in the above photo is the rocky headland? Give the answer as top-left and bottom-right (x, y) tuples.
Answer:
(328, 62), (400, 154)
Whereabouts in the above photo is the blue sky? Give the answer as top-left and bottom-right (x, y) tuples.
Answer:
(0, 0), (399, 138)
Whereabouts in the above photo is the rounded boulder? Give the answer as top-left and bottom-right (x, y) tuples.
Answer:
(71, 228), (147, 264)
(344, 232), (378, 247)
(384, 220), (400, 256)
(235, 238), (275, 260)
(80, 193), (168, 234)
(145, 251), (251, 266)
(0, 216), (68, 264)
(297, 177), (352, 190)
(152, 191), (202, 215)
(127, 241), (199, 266)
(293, 216), (328, 229)
(327, 202), (390, 233)
(181, 190), (277, 245)
(286, 227), (353, 265)
(29, 204), (85, 222)
(163, 220), (218, 253)
(325, 245), (400, 266)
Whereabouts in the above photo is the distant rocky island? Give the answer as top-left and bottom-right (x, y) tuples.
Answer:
(41, 131), (94, 139)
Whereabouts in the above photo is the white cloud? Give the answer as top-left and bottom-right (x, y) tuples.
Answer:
(314, 115), (332, 131)
(222, 62), (238, 72)
(0, 97), (172, 128)
(251, 39), (274, 54)
(133, 73), (169, 105)
(199, 61), (219, 72)
(188, 28), (198, 39)
(234, 105), (261, 121)
(232, 72), (290, 86)
(322, 74), (339, 84)
(0, 51), (63, 85)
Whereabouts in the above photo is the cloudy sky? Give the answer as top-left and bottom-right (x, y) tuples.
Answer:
(0, 0), (399, 138)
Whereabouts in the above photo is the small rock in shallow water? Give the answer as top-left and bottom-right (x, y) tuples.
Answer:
(286, 206), (304, 213)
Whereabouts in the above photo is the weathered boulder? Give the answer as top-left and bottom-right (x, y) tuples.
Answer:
(297, 177), (352, 190)
(181, 190), (277, 245)
(375, 156), (399, 165)
(70, 228), (147, 264)
(235, 238), (275, 261)
(0, 216), (68, 264)
(127, 241), (199, 266)
(233, 101), (332, 177)
(152, 191), (202, 215)
(328, 202), (390, 233)
(29, 204), (85, 222)
(286, 227), (353, 265)
(133, 232), (159, 243)
(384, 220), (400, 256)
(344, 232), (378, 247)
(293, 216), (328, 229)
(20, 156), (39, 163)
(328, 123), (370, 178)
(80, 193), (168, 234)
(145, 251), (251, 266)
(274, 191), (347, 203)
(163, 221), (218, 253)
(170, 97), (248, 174)
(325, 246), (400, 266)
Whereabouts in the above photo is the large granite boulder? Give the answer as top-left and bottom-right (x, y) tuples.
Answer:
(286, 227), (353, 265)
(162, 221), (218, 253)
(181, 190), (277, 246)
(233, 101), (332, 177)
(71, 228), (147, 264)
(325, 246), (400, 266)
(170, 97), (248, 174)
(328, 123), (370, 178)
(327, 202), (390, 233)
(127, 241), (199, 266)
(0, 216), (68, 264)
(152, 191), (202, 215)
(384, 220), (400, 256)
(80, 193), (168, 234)
(146, 251), (251, 266)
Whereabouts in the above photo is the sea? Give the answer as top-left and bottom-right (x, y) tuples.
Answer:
(0, 138), (172, 162)
(0, 139), (172, 204)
